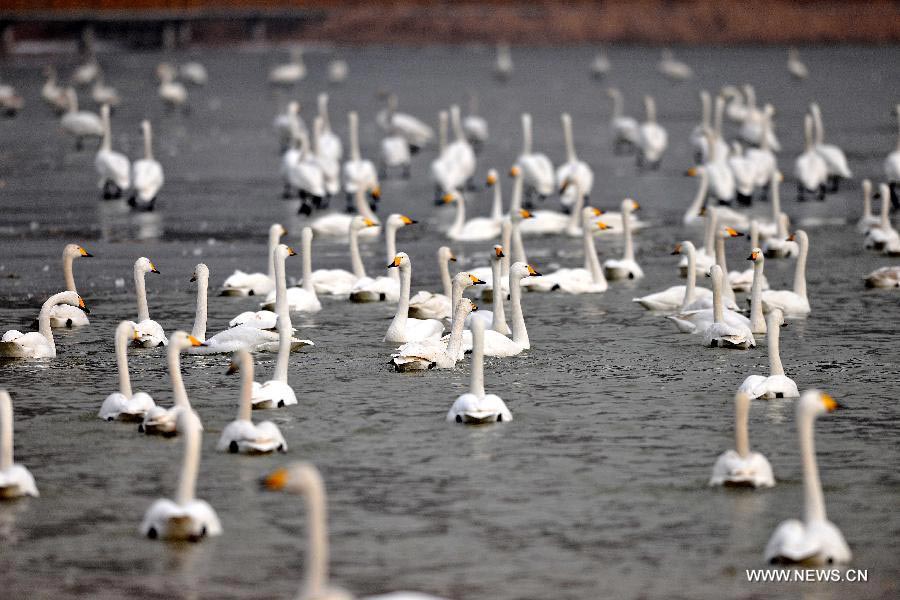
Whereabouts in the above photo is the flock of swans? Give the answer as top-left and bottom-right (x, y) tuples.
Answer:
(1, 43), (898, 596)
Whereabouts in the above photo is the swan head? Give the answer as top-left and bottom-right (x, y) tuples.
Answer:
(275, 244), (297, 260)
(684, 166), (703, 178)
(64, 244), (93, 259)
(369, 185), (381, 200)
(350, 216), (378, 230)
(515, 209), (534, 221)
(262, 461), (324, 495)
(226, 349), (251, 375)
(440, 192), (459, 205)
(747, 247), (763, 262)
(486, 170), (498, 186)
(583, 206), (603, 220)
(270, 223), (287, 238)
(438, 246), (457, 263)
(595, 221), (612, 231)
(455, 272), (486, 289)
(509, 165), (521, 178)
(388, 214), (417, 228)
(719, 226), (743, 239)
(170, 330), (205, 350)
(511, 262), (541, 279)
(799, 390), (843, 418)
(387, 252), (410, 269)
(622, 198), (639, 212)
(135, 257), (160, 275)
(190, 263), (208, 283)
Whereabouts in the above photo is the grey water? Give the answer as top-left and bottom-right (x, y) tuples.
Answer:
(0, 46), (898, 599)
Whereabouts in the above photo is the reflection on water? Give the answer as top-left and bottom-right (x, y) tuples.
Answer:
(98, 201), (163, 241)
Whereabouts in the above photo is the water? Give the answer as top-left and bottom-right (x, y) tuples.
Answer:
(1, 46), (899, 599)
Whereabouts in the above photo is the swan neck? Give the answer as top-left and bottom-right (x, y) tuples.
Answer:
(750, 221), (760, 248)
(115, 323), (133, 398)
(0, 394), (12, 471)
(566, 186), (585, 233)
(191, 270), (208, 341)
(812, 106), (825, 145)
(274, 251), (292, 382)
(703, 206), (717, 252)
(490, 181), (504, 222)
(349, 226), (367, 279)
(237, 350), (253, 422)
(687, 171), (707, 220)
(700, 92), (710, 129)
(175, 415), (201, 506)
(521, 114), (532, 154)
(768, 317), (784, 375)
(510, 174), (524, 213)
(799, 408), (827, 522)
(446, 295), (469, 358)
(386, 223), (400, 282)
(509, 273), (528, 347)
(134, 264), (150, 322)
(63, 252), (77, 293)
(713, 95), (724, 137)
(610, 92), (622, 119)
(38, 295), (59, 351)
(267, 228), (282, 281)
(143, 124), (153, 160)
(794, 235), (808, 299)
(712, 269), (724, 323)
(449, 196), (466, 238)
(490, 257), (508, 333)
(501, 222), (512, 278)
(168, 343), (190, 409)
(862, 182), (871, 219)
(771, 178), (782, 224)
(389, 262), (411, 333)
(101, 107), (112, 151)
(469, 323), (486, 397)
(349, 112), (361, 162)
(584, 223), (604, 284)
(562, 114), (576, 162)
(439, 253), (452, 299)
(438, 112), (448, 153)
(354, 189), (377, 222)
(750, 259), (765, 331)
(302, 476), (329, 599)
(734, 393), (751, 458)
(623, 207), (635, 262)
(301, 234), (314, 293)
(682, 244), (697, 308)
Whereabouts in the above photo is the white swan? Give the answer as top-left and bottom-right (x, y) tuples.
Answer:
(508, 165), (571, 236)
(445, 104), (477, 187)
(864, 183), (900, 254)
(606, 87), (639, 154)
(309, 186), (380, 241)
(99, 321), (157, 422)
(180, 61), (208, 86)
(263, 227), (321, 313)
(729, 142), (756, 202)
(376, 93), (434, 152)
(885, 104), (900, 204)
(310, 216), (379, 296)
(516, 113), (555, 202)
(313, 116), (341, 198)
(764, 391), (851, 565)
(140, 409), (222, 541)
(158, 69), (187, 111)
(430, 109), (466, 196)
(744, 105), (778, 192)
(590, 48), (610, 79)
(739, 309), (799, 399)
(528, 210), (610, 294)
(637, 96), (667, 169)
(787, 48), (808, 79)
(864, 265), (900, 288)
(682, 168), (748, 230)
(131, 120), (164, 211)
(740, 85), (781, 151)
(391, 297), (474, 371)
(603, 199), (643, 281)
(1, 291), (86, 359)
(447, 318), (512, 425)
(380, 123), (412, 179)
(763, 214), (800, 260)
(702, 121), (736, 204)
(668, 266), (750, 335)
(761, 230), (811, 317)
(680, 202), (716, 276)
(794, 114), (828, 200)
(462, 93), (488, 149)
(712, 226), (744, 308)
(856, 180), (880, 233)
(483, 246), (510, 334)
(45, 244), (93, 328)
(140, 331), (203, 436)
(41, 66), (69, 113)
(60, 87), (102, 150)
(221, 223), (284, 296)
(709, 391), (775, 488)
(720, 85), (747, 123)
(128, 257), (167, 347)
(408, 247), (457, 319)
(701, 265), (756, 349)
(657, 48), (693, 80)
(343, 111), (380, 200)
(634, 241), (712, 311)
(555, 113), (593, 208)
(443, 189), (501, 241)
(218, 349), (287, 454)
(810, 103), (852, 188)
(313, 94), (342, 163)
(729, 222), (769, 293)
(494, 42), (513, 80)
(384, 253), (445, 343)
(95, 104), (130, 198)
(0, 390), (39, 499)
(349, 214), (416, 303)
(287, 128), (326, 208)
(269, 47), (306, 85)
(746, 248), (769, 334)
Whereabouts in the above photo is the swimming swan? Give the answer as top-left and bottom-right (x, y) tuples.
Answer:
(131, 120), (164, 211)
(407, 246), (457, 319)
(709, 391), (774, 488)
(384, 253), (445, 343)
(47, 244), (93, 328)
(349, 214), (416, 303)
(217, 349), (287, 454)
(99, 321), (157, 421)
(633, 240), (711, 311)
(739, 309), (799, 399)
(447, 318), (513, 424)
(603, 199), (643, 280)
(140, 331), (204, 436)
(701, 265), (755, 349)
(0, 390), (39, 498)
(251, 258), (300, 410)
(263, 227), (322, 313)
(391, 297), (475, 371)
(760, 230), (811, 317)
(221, 223), (285, 297)
(94, 103), (130, 198)
(1, 291), (86, 359)
(310, 216), (379, 296)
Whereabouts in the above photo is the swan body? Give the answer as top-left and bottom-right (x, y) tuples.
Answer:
(700, 266), (755, 349)
(0, 390), (39, 499)
(263, 228), (321, 313)
(222, 223), (284, 296)
(709, 392), (774, 488)
(856, 180), (881, 233)
(349, 214), (415, 303)
(657, 49), (693, 80)
(606, 88), (640, 151)
(556, 113), (594, 206)
(392, 298), (475, 371)
(517, 113), (555, 198)
(810, 104), (852, 181)
(865, 265), (900, 288)
(761, 231), (811, 317)
(384, 253), (445, 343)
(180, 62), (208, 85)
(447, 319), (512, 425)
(269, 48), (306, 84)
(590, 49), (610, 78)
(45, 244), (93, 328)
(310, 216), (378, 296)
(60, 88), (103, 148)
(634, 241), (712, 311)
(739, 310), (799, 399)
(531, 210), (610, 294)
(218, 350), (287, 453)
(885, 105), (900, 196)
(99, 322), (157, 421)
(787, 48), (808, 79)
(764, 391), (851, 565)
(603, 199), (643, 280)
(443, 190), (502, 241)
(309, 186), (380, 240)
(343, 112), (380, 197)
(864, 183), (900, 253)
(129, 257), (167, 347)
(637, 96), (667, 167)
(408, 247), (457, 320)
(158, 72), (187, 109)
(1, 291), (85, 359)
(376, 93), (434, 151)
(95, 104), (130, 196)
(795, 114), (828, 196)
(728, 143), (756, 198)
(132, 120), (164, 208)
(42, 67), (69, 113)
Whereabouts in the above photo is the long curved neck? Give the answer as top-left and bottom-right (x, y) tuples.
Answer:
(681, 245), (697, 308)
(700, 92), (710, 129)
(703, 208), (717, 251)
(0, 394), (11, 471)
(812, 107), (825, 145)
(687, 171), (708, 218)
(301, 234), (315, 294)
(509, 273), (528, 347)
(713, 95), (724, 138)
(449, 197), (466, 237)
(274, 252), (292, 383)
(451, 106), (464, 142)
(584, 224), (604, 284)
(712, 269), (724, 324)
(622, 207), (634, 262)
(862, 182), (872, 219)
(439, 254), (452, 298)
(490, 181), (504, 222)
(445, 299), (469, 359)
(302, 480), (329, 599)
(794, 235), (808, 300)
(438, 112), (448, 153)
(191, 272), (208, 341)
(469, 324), (485, 397)
(734, 393), (750, 458)
(749, 259), (765, 331)
(237, 351), (253, 421)
(38, 295), (60, 350)
(168, 344), (190, 408)
(799, 409), (827, 522)
(176, 417), (201, 506)
(509, 174), (523, 213)
(562, 114), (576, 162)
(771, 177), (782, 225)
(134, 266), (149, 322)
(353, 189), (377, 221)
(349, 112), (361, 162)
(750, 221), (760, 248)
(267, 228), (281, 281)
(101, 107), (112, 151)
(490, 258), (507, 333)
(115, 323), (133, 398)
(645, 97), (656, 123)
(760, 112), (771, 151)
(768, 316), (784, 375)
(715, 236), (735, 301)
(512, 219), (527, 265)
(500, 221), (512, 278)
(521, 114), (533, 154)
(389, 263), (411, 331)
(385, 224), (400, 282)
(143, 125), (154, 160)
(349, 227), (367, 279)
(880, 187), (890, 227)
(566, 189), (586, 233)
(63, 253), (77, 292)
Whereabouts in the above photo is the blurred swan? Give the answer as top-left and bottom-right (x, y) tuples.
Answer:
(349, 214), (416, 302)
(430, 110), (466, 196)
(590, 48), (610, 79)
(140, 331), (203, 436)
(637, 96), (667, 169)
(709, 392), (774, 488)
(864, 183), (900, 254)
(603, 199), (643, 280)
(140, 409), (222, 541)
(221, 223), (285, 296)
(555, 113), (593, 208)
(701, 266), (755, 349)
(762, 214), (799, 259)
(787, 48), (808, 80)
(740, 85), (781, 151)
(885, 104), (900, 205)
(761, 231), (811, 317)
(606, 88), (639, 154)
(269, 47), (306, 85)
(462, 92), (488, 150)
(657, 48), (693, 80)
(316, 93), (342, 164)
(179, 61), (208, 86)
(810, 103), (852, 190)
(494, 42), (513, 80)
(60, 87), (102, 150)
(95, 104), (130, 199)
(856, 180), (879, 233)
(447, 318), (512, 425)
(131, 120), (164, 211)
(343, 111), (380, 201)
(0, 390), (39, 498)
(99, 321), (156, 421)
(327, 58), (348, 84)
(764, 390), (851, 565)
(158, 69), (187, 111)
(391, 297), (474, 371)
(634, 241), (712, 311)
(408, 246), (457, 319)
(376, 93), (434, 152)
(794, 114), (827, 200)
(263, 227), (321, 313)
(129, 257), (167, 347)
(310, 216), (379, 296)
(516, 113), (555, 203)
(864, 266), (900, 288)
(744, 105), (778, 192)
(445, 105), (477, 188)
(218, 350), (287, 454)
(1, 292), (86, 359)
(384, 253), (444, 343)
(41, 66), (69, 113)
(46, 244), (92, 328)
(739, 310), (799, 399)
(91, 74), (120, 107)
(443, 190), (501, 241)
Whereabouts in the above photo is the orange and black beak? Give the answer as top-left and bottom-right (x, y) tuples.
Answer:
(670, 244), (682, 256)
(684, 167), (698, 177)
(526, 264), (541, 277)
(78, 247), (93, 257)
(387, 256), (402, 269)
(226, 362), (239, 375)
(287, 246), (298, 256)
(400, 215), (417, 225)
(188, 335), (206, 347)
(469, 274), (486, 285)
(262, 467), (288, 491)
(78, 296), (90, 314)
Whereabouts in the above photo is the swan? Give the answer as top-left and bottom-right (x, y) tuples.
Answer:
(634, 241), (712, 311)
(482, 246), (510, 333)
(746, 247), (780, 335)
(316, 92), (343, 160)
(313, 116), (341, 199)
(309, 182), (380, 240)
(139, 331), (204, 436)
(764, 390), (851, 565)
(657, 48), (693, 80)
(275, 100), (307, 153)
(408, 247), (457, 319)
(555, 113), (594, 209)
(180, 62), (208, 85)
(89, 74), (117, 108)
(343, 111), (380, 201)
(739, 310), (799, 399)
(384, 253), (445, 343)
(131, 120), (164, 211)
(709, 391), (774, 488)
(310, 216), (379, 296)
(810, 103), (852, 189)
(494, 42), (513, 80)
(60, 87), (102, 150)
(221, 223), (285, 296)
(1, 292), (86, 359)
(701, 265), (756, 349)
(794, 114), (828, 201)
(218, 350), (288, 454)
(99, 321), (157, 422)
(668, 266), (751, 335)
(95, 104), (130, 198)
(637, 96), (667, 169)
(269, 47), (306, 85)
(712, 226), (745, 308)
(391, 297), (475, 371)
(787, 48), (808, 79)
(140, 409), (222, 541)
(606, 87), (639, 154)
(472, 220), (514, 302)
(376, 93), (434, 152)
(380, 124), (411, 179)
(740, 85), (781, 151)
(507, 165), (570, 236)
(443, 190), (502, 241)
(763, 214), (800, 259)
(446, 271), (488, 328)
(263, 227), (321, 313)
(158, 69), (187, 111)
(729, 142), (756, 203)
(462, 92), (488, 150)
(327, 57), (348, 84)
(430, 110), (466, 196)
(0, 390), (38, 499)
(286, 127), (326, 209)
(445, 105), (477, 188)
(516, 113), (555, 203)
(702, 121), (736, 205)
(744, 105), (778, 193)
(856, 180), (880, 233)
(729, 221), (769, 293)
(129, 257), (167, 347)
(679, 203), (717, 277)
(720, 85), (748, 123)
(691, 91), (729, 163)
(682, 169), (748, 230)
(864, 265), (900, 288)
(761, 230), (811, 317)
(885, 104), (900, 205)
(41, 66), (69, 113)
(447, 318), (513, 425)
(603, 199), (643, 280)
(864, 183), (900, 253)
(72, 55), (99, 85)
(45, 244), (93, 328)
(528, 211), (610, 294)
(590, 48), (610, 79)
(349, 214), (416, 303)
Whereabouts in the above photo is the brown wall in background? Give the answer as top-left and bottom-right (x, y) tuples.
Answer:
(2, 1), (899, 44)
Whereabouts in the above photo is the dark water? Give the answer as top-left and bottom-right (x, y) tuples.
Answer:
(0, 46), (898, 599)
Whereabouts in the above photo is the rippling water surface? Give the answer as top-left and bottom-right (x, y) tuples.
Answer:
(0, 46), (898, 599)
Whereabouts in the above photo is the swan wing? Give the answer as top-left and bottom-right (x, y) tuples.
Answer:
(47, 303), (90, 327)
